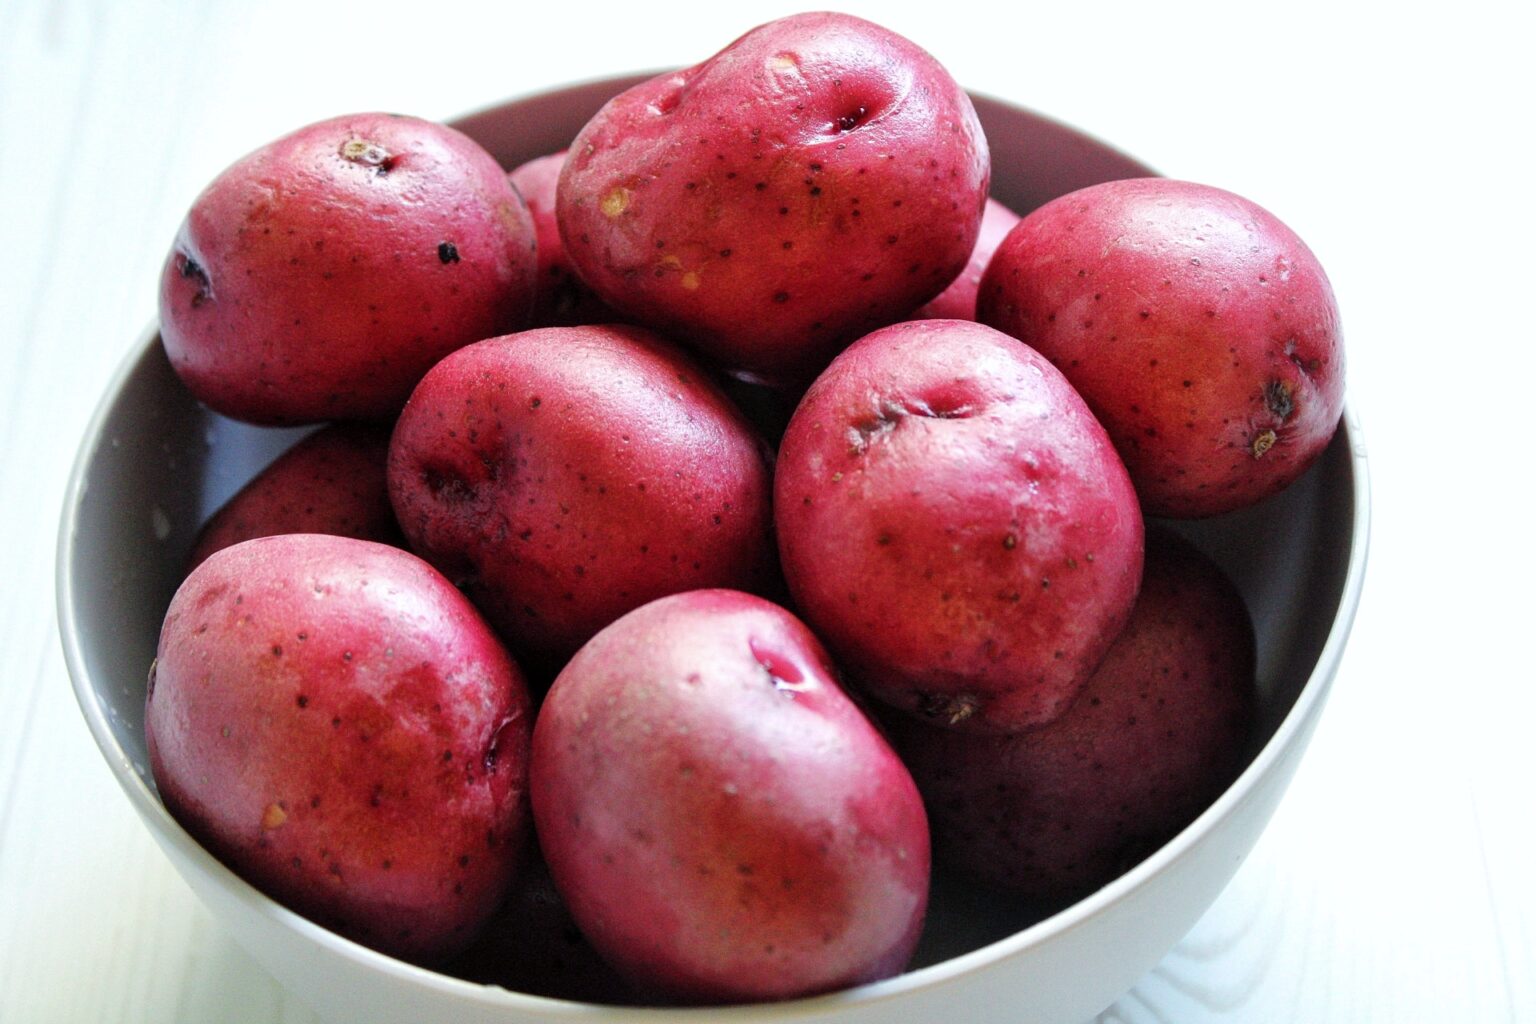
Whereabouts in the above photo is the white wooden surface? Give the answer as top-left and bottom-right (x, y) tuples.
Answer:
(3, 0), (1533, 1020)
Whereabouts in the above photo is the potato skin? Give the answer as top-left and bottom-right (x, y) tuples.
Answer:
(160, 113), (538, 425)
(387, 325), (774, 660)
(508, 151), (623, 328)
(558, 11), (989, 386)
(912, 197), (1022, 320)
(145, 535), (533, 964)
(186, 423), (404, 573)
(889, 528), (1256, 907)
(775, 319), (1144, 733)
(530, 590), (929, 1003)
(978, 178), (1344, 517)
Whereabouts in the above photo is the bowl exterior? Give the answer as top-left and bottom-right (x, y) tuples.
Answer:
(58, 74), (1369, 1024)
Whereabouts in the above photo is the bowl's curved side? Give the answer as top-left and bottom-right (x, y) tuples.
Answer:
(57, 72), (1369, 1024)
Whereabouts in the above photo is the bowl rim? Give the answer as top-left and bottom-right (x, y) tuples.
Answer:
(56, 74), (1372, 1019)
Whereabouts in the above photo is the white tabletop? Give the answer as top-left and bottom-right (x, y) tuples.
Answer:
(3, 1), (1532, 1021)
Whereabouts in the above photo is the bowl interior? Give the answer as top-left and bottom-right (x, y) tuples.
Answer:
(59, 73), (1364, 1006)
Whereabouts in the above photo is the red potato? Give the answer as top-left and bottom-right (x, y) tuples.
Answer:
(775, 319), (1144, 733)
(889, 528), (1256, 907)
(145, 535), (533, 964)
(912, 197), (1022, 320)
(978, 178), (1344, 517)
(161, 113), (539, 425)
(558, 11), (989, 386)
(530, 590), (929, 1004)
(186, 423), (403, 573)
(387, 324), (774, 661)
(508, 151), (624, 327)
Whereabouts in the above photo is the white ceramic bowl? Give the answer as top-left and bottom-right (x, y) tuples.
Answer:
(57, 74), (1370, 1024)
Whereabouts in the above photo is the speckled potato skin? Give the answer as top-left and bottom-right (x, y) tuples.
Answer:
(557, 11), (989, 386)
(386, 325), (774, 660)
(508, 151), (624, 328)
(913, 197), (1022, 320)
(530, 590), (930, 1004)
(978, 178), (1344, 517)
(186, 423), (404, 573)
(888, 528), (1256, 907)
(775, 320), (1144, 733)
(145, 535), (533, 964)
(160, 112), (538, 425)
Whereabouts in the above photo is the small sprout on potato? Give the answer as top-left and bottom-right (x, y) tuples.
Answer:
(1251, 430), (1278, 458)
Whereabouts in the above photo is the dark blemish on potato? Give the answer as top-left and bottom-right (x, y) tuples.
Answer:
(342, 651), (353, 662)
(1251, 430), (1278, 457)
(369, 784), (383, 807)
(339, 139), (394, 174)
(296, 694), (308, 708)
(809, 186), (822, 196)
(177, 252), (213, 307)
(778, 206), (790, 215)
(916, 691), (981, 725)
(773, 291), (790, 304)
(271, 644), (284, 658)
(1264, 379), (1295, 421)
(331, 716), (342, 728)
(1003, 533), (1018, 550)
(437, 241), (461, 264)
(755, 181), (767, 191)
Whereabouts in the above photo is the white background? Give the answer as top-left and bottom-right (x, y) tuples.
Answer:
(3, 0), (1533, 1020)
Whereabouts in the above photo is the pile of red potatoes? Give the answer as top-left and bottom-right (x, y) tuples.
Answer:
(143, 10), (1344, 1007)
